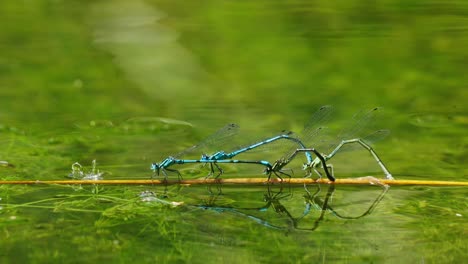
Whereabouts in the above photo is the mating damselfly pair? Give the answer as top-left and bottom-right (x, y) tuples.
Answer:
(151, 106), (394, 182)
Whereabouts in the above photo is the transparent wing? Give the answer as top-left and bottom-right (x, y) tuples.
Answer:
(323, 107), (386, 153)
(280, 105), (334, 160)
(173, 123), (240, 158)
(301, 105), (334, 144)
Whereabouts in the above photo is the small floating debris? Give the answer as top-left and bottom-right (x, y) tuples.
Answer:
(139, 190), (184, 207)
(120, 116), (193, 132)
(139, 190), (158, 202)
(355, 176), (389, 188)
(89, 119), (114, 128)
(0, 161), (14, 168)
(68, 160), (104, 180)
(408, 113), (454, 128)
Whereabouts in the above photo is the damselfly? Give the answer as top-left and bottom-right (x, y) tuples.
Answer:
(153, 124), (326, 180)
(201, 130), (316, 180)
(290, 107), (394, 180)
(151, 124), (298, 180)
(264, 105), (335, 181)
(151, 123), (240, 180)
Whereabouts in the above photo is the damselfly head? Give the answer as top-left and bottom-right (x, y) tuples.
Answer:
(263, 166), (274, 175)
(151, 163), (159, 171)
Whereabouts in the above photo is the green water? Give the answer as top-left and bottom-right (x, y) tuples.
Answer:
(0, 0), (467, 263)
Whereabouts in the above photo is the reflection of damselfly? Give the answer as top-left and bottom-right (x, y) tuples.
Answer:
(301, 180), (389, 222)
(196, 184), (296, 231)
(195, 181), (389, 231)
(271, 107), (394, 181)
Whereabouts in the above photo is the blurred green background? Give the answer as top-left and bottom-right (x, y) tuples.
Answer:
(1, 0), (466, 179)
(2, 0), (467, 115)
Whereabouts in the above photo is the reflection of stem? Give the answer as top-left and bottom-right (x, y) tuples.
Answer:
(1, 203), (102, 213)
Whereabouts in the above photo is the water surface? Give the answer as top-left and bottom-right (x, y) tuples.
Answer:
(0, 0), (467, 263)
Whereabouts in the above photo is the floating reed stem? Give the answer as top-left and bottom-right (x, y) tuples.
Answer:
(0, 178), (467, 186)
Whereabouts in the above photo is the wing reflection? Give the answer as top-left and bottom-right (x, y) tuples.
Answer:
(193, 182), (389, 232)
